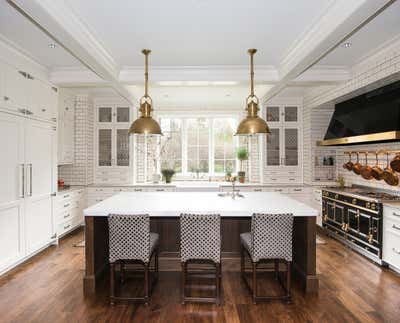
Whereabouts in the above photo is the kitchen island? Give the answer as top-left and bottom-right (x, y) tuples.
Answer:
(83, 192), (319, 295)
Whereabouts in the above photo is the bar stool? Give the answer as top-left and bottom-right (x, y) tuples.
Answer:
(240, 213), (293, 304)
(108, 214), (159, 305)
(180, 213), (221, 305)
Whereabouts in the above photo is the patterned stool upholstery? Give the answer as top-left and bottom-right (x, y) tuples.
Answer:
(240, 213), (293, 304)
(109, 214), (159, 263)
(180, 213), (222, 304)
(108, 214), (159, 305)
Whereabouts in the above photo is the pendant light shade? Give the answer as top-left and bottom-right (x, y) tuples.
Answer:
(129, 49), (162, 136)
(235, 49), (270, 136)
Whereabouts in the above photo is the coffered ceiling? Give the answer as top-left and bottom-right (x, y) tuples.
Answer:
(1, 0), (397, 105)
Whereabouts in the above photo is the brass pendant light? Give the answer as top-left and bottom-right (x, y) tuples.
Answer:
(129, 49), (162, 136)
(235, 49), (270, 136)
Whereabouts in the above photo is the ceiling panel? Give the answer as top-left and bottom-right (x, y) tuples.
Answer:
(318, 0), (400, 67)
(65, 0), (334, 66)
(0, 0), (82, 69)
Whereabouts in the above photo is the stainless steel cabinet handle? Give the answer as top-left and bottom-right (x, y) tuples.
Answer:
(392, 224), (400, 231)
(254, 188), (262, 192)
(64, 224), (71, 230)
(18, 108), (26, 114)
(393, 248), (400, 255)
(20, 164), (25, 198)
(28, 164), (32, 196)
(64, 213), (70, 219)
(392, 212), (400, 217)
(64, 203), (70, 208)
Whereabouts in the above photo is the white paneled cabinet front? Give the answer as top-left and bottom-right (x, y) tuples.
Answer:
(0, 112), (56, 274)
(58, 92), (75, 164)
(0, 113), (25, 273)
(94, 104), (133, 184)
(264, 105), (302, 184)
(24, 120), (56, 254)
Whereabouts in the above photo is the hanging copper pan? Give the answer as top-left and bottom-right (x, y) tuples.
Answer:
(371, 152), (384, 180)
(360, 152), (373, 180)
(352, 153), (362, 175)
(383, 152), (399, 186)
(343, 152), (354, 171)
(390, 153), (400, 172)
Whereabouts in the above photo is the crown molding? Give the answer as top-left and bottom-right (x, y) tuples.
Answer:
(262, 0), (392, 102)
(293, 65), (350, 83)
(49, 66), (106, 86)
(10, 0), (135, 103)
(119, 65), (278, 83)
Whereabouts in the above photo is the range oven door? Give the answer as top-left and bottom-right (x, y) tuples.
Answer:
(323, 198), (345, 233)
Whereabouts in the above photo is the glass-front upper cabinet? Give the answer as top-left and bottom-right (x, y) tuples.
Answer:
(95, 105), (132, 169)
(97, 106), (130, 123)
(266, 128), (281, 166)
(265, 106), (299, 125)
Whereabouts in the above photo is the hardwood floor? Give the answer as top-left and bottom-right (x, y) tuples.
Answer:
(0, 228), (399, 323)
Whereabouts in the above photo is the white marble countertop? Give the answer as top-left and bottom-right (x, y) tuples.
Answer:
(84, 192), (318, 217)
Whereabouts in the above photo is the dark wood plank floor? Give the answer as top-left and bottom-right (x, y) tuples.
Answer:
(0, 228), (399, 323)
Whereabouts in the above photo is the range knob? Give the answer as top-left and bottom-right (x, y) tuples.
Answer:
(371, 203), (376, 210)
(366, 202), (371, 209)
(352, 198), (357, 205)
(335, 194), (339, 199)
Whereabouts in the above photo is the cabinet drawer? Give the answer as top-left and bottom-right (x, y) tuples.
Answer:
(263, 187), (289, 193)
(383, 230), (400, 269)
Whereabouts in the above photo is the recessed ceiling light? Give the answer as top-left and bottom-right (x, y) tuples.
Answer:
(212, 81), (238, 85)
(48, 43), (56, 49)
(225, 94), (231, 97)
(343, 42), (352, 48)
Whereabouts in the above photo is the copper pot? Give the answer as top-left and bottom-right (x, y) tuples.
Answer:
(383, 152), (399, 186)
(360, 153), (373, 180)
(352, 153), (362, 175)
(343, 152), (354, 171)
(390, 153), (400, 172)
(371, 152), (384, 181)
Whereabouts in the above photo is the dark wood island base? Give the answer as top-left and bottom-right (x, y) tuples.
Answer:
(84, 216), (318, 296)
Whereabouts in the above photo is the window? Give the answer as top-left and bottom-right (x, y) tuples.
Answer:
(159, 116), (237, 176)
(160, 118), (182, 172)
(213, 118), (236, 173)
(187, 118), (209, 173)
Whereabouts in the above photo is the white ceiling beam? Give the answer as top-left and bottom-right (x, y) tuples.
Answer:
(8, 0), (134, 103)
(262, 0), (394, 102)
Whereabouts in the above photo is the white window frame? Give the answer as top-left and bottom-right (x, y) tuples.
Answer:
(157, 114), (239, 178)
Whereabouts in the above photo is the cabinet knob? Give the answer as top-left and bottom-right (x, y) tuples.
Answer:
(42, 108), (46, 112)
(3, 96), (9, 101)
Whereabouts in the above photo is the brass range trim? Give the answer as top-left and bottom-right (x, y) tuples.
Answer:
(317, 131), (400, 146)
(323, 196), (379, 215)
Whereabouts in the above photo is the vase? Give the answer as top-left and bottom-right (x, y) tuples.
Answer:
(238, 171), (245, 183)
(152, 173), (160, 184)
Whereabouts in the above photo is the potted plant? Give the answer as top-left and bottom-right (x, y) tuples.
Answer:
(236, 147), (249, 183)
(161, 169), (175, 184)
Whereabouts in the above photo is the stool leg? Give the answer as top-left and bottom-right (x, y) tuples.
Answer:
(155, 249), (159, 282)
(144, 262), (149, 305)
(240, 246), (245, 278)
(120, 260), (125, 284)
(252, 262), (257, 304)
(274, 259), (279, 280)
(216, 263), (221, 305)
(110, 262), (115, 305)
(181, 262), (186, 304)
(286, 261), (292, 304)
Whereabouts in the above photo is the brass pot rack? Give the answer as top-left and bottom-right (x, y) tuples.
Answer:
(344, 150), (400, 155)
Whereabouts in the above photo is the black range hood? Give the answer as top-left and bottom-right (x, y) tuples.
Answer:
(317, 80), (400, 146)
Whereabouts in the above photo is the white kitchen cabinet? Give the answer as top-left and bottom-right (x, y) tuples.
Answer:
(95, 104), (133, 184)
(0, 111), (56, 274)
(383, 206), (400, 271)
(0, 61), (29, 115)
(264, 105), (302, 184)
(0, 60), (57, 122)
(54, 188), (85, 237)
(0, 113), (25, 273)
(58, 93), (75, 164)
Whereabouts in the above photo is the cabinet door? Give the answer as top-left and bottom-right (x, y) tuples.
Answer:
(283, 128), (299, 166)
(25, 120), (55, 197)
(116, 128), (130, 166)
(30, 78), (53, 121)
(283, 106), (298, 123)
(98, 128), (113, 166)
(0, 113), (25, 205)
(0, 203), (25, 272)
(116, 107), (130, 123)
(265, 106), (281, 124)
(265, 128), (281, 166)
(2, 64), (29, 114)
(25, 120), (55, 253)
(98, 107), (112, 123)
